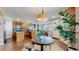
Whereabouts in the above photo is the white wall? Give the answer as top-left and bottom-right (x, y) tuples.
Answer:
(0, 16), (4, 45)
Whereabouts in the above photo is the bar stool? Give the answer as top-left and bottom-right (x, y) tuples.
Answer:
(25, 42), (34, 51)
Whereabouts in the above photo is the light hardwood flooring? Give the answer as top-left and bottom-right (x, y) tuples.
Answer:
(0, 38), (68, 51)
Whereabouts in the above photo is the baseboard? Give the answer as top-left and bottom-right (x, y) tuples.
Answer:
(0, 42), (4, 46)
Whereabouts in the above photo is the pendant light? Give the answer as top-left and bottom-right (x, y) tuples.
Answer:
(37, 8), (48, 21)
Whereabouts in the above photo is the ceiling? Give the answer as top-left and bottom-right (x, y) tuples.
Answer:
(1, 7), (68, 22)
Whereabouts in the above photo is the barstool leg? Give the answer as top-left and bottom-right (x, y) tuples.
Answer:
(28, 48), (31, 51)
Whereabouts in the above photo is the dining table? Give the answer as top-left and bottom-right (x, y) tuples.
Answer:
(32, 36), (54, 51)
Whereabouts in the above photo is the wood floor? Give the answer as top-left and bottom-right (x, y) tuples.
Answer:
(0, 38), (68, 51)
(0, 38), (32, 51)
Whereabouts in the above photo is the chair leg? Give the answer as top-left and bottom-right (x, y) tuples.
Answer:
(28, 48), (32, 51)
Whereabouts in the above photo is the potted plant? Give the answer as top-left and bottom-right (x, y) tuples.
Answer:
(37, 29), (45, 36)
(56, 11), (79, 50)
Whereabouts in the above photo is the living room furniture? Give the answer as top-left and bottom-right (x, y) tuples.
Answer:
(12, 32), (16, 41)
(25, 31), (36, 38)
(16, 32), (24, 42)
(32, 36), (54, 51)
(25, 42), (34, 51)
(25, 31), (31, 38)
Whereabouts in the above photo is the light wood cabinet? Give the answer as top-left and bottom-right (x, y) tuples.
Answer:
(25, 31), (36, 38)
(16, 32), (24, 42)
(12, 31), (36, 42)
(31, 31), (36, 38)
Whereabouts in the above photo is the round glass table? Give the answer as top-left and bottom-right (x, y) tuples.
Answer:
(32, 36), (54, 51)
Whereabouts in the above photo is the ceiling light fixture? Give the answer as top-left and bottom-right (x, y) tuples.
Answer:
(37, 8), (48, 21)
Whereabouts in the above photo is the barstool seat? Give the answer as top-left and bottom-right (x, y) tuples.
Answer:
(25, 42), (34, 51)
